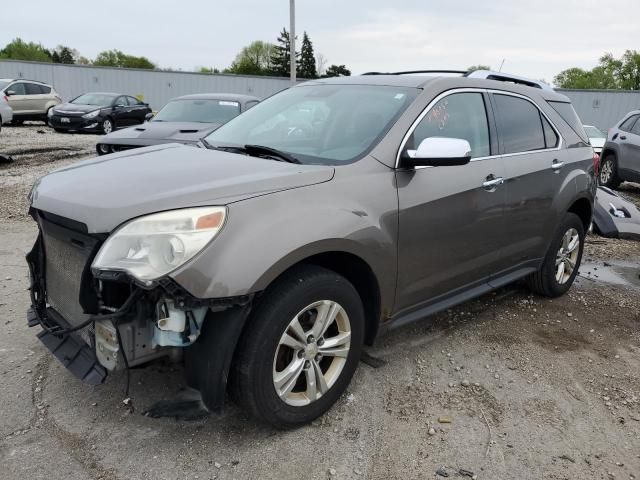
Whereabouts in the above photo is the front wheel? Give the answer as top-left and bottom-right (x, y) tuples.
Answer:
(599, 154), (621, 188)
(527, 212), (585, 297)
(101, 118), (114, 134)
(229, 265), (364, 429)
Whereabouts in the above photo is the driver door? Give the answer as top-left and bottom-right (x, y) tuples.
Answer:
(395, 91), (507, 313)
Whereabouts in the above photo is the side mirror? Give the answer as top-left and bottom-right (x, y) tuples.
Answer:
(6, 90), (15, 96)
(113, 104), (125, 109)
(402, 137), (472, 168)
(145, 112), (154, 121)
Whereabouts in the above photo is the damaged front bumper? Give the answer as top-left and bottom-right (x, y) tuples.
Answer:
(26, 211), (252, 402)
(593, 186), (640, 240)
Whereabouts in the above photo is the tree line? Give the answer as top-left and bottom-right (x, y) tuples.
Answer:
(554, 50), (640, 90)
(0, 31), (351, 78)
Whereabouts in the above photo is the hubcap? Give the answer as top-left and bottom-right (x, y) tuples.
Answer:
(600, 160), (612, 184)
(555, 228), (580, 284)
(98, 144), (110, 154)
(103, 120), (112, 134)
(273, 300), (351, 407)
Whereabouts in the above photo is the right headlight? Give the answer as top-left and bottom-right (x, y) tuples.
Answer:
(92, 206), (227, 283)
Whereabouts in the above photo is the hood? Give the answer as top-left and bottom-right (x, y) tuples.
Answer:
(589, 137), (606, 148)
(54, 103), (104, 114)
(31, 144), (334, 233)
(103, 121), (221, 144)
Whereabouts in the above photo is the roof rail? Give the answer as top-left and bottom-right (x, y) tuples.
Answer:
(464, 70), (554, 91)
(362, 70), (467, 76)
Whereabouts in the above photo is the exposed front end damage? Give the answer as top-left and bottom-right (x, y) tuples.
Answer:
(26, 209), (252, 409)
(593, 186), (640, 240)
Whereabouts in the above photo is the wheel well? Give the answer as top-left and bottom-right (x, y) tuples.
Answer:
(601, 148), (616, 162)
(568, 197), (592, 231)
(278, 252), (382, 345)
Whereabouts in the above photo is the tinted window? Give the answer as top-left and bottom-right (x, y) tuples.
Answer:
(115, 96), (127, 106)
(619, 115), (639, 132)
(542, 115), (559, 148)
(548, 101), (589, 142)
(205, 84), (418, 165)
(127, 96), (140, 105)
(40, 85), (51, 94)
(410, 92), (490, 158)
(494, 94), (545, 154)
(8, 82), (26, 95)
(631, 120), (640, 136)
(25, 83), (43, 95)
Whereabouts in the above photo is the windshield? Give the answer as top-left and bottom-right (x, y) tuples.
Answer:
(153, 99), (240, 123)
(584, 126), (605, 139)
(72, 93), (116, 106)
(204, 84), (418, 165)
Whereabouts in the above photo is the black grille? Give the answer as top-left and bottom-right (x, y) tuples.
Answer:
(40, 218), (98, 345)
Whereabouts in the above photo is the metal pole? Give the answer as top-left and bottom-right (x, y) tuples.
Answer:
(290, 0), (296, 84)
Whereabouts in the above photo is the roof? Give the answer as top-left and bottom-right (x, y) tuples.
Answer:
(303, 75), (438, 88)
(0, 78), (49, 85)
(173, 93), (260, 102)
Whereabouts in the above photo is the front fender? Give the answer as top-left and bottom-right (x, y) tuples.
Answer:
(170, 160), (398, 312)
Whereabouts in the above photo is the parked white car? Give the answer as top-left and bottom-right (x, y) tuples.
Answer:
(584, 125), (606, 155)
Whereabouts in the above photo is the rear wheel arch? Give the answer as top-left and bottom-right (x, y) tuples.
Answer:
(567, 197), (592, 232)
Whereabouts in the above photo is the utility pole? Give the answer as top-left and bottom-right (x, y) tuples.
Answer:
(290, 0), (296, 84)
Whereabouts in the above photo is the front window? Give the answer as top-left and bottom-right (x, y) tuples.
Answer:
(72, 93), (116, 106)
(153, 99), (241, 124)
(204, 84), (418, 165)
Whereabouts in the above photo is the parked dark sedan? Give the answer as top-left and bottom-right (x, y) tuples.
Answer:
(96, 94), (259, 155)
(48, 92), (151, 134)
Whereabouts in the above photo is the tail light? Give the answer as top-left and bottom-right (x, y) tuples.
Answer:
(3, 95), (8, 103)
(593, 152), (600, 176)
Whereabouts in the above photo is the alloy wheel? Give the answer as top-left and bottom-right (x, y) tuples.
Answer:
(273, 300), (351, 407)
(600, 159), (613, 184)
(103, 119), (113, 134)
(555, 228), (580, 284)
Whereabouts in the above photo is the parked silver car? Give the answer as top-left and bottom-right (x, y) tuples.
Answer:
(0, 78), (61, 123)
(600, 111), (640, 188)
(26, 70), (596, 428)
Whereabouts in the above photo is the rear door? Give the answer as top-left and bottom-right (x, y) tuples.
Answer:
(491, 92), (567, 273)
(25, 83), (47, 114)
(112, 96), (130, 125)
(127, 96), (147, 124)
(395, 90), (507, 312)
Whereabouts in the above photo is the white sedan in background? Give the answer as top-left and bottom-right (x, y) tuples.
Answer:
(584, 124), (606, 155)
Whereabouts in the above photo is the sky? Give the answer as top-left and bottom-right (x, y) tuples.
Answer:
(3, 0), (640, 84)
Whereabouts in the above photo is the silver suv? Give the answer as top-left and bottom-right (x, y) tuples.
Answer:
(600, 110), (640, 188)
(0, 78), (62, 123)
(26, 70), (596, 428)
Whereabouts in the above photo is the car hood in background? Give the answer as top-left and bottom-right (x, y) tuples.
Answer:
(101, 121), (222, 145)
(31, 144), (334, 233)
(589, 137), (606, 149)
(53, 103), (103, 114)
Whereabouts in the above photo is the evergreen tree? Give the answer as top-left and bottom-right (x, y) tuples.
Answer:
(324, 64), (351, 77)
(270, 28), (298, 77)
(297, 32), (317, 79)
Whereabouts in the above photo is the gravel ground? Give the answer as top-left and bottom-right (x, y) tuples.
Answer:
(1, 125), (640, 479)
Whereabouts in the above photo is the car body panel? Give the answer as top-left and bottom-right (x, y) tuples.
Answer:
(601, 111), (640, 183)
(30, 144), (335, 233)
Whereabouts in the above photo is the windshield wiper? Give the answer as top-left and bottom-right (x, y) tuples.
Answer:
(244, 144), (301, 164)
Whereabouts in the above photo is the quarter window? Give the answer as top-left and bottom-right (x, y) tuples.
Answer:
(541, 115), (559, 148)
(409, 92), (490, 159)
(25, 83), (43, 95)
(494, 94), (546, 154)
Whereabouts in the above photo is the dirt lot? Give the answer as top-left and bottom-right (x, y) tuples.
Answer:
(1, 125), (640, 480)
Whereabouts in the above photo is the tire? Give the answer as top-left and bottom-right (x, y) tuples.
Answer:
(527, 212), (585, 298)
(11, 119), (24, 126)
(96, 143), (111, 155)
(229, 265), (365, 429)
(53, 128), (67, 133)
(101, 117), (114, 134)
(599, 154), (621, 189)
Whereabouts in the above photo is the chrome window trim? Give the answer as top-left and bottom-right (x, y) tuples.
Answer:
(395, 88), (564, 169)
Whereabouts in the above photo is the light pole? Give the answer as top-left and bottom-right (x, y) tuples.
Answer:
(290, 0), (296, 84)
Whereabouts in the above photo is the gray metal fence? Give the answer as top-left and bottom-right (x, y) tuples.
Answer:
(0, 60), (294, 110)
(557, 89), (640, 131)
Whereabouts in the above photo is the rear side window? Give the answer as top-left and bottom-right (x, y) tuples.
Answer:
(40, 85), (51, 94)
(25, 83), (43, 95)
(631, 120), (640, 136)
(547, 101), (589, 143)
(542, 115), (559, 148)
(493, 94), (545, 153)
(410, 92), (490, 158)
(619, 115), (639, 132)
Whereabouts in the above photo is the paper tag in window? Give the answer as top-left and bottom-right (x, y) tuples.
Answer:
(394, 93), (405, 100)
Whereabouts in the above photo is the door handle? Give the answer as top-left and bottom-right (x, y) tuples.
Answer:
(482, 176), (504, 189)
(620, 135), (627, 140)
(551, 159), (564, 170)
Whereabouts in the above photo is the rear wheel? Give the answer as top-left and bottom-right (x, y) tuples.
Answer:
(96, 143), (111, 155)
(599, 154), (621, 188)
(229, 265), (364, 429)
(527, 212), (585, 298)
